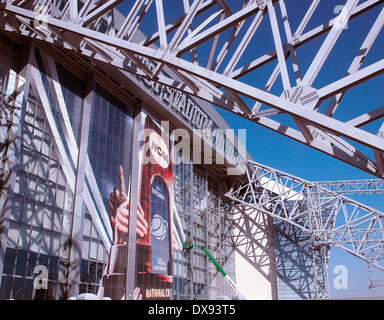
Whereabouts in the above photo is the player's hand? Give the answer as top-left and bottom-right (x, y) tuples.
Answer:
(109, 165), (149, 244)
(108, 165), (127, 235)
(114, 200), (149, 244)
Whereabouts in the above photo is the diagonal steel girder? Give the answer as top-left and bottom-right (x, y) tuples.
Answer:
(225, 160), (384, 274)
(0, 0), (383, 178)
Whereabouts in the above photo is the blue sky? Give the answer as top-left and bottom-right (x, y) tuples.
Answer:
(117, 0), (384, 298)
(213, 1), (384, 298)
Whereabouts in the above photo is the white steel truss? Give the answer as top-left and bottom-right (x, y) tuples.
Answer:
(0, 0), (383, 300)
(0, 0), (382, 177)
(367, 259), (384, 296)
(310, 177), (384, 296)
(313, 179), (384, 195)
(226, 160), (384, 298)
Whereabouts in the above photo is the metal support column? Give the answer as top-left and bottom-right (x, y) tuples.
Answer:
(66, 77), (93, 298)
(367, 261), (378, 297)
(125, 106), (143, 300)
(307, 186), (330, 299)
(367, 259), (384, 297)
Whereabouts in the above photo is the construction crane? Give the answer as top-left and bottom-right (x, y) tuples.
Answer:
(182, 240), (245, 299)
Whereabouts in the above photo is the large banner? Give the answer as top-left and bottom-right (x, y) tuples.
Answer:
(98, 114), (174, 300)
(136, 115), (174, 300)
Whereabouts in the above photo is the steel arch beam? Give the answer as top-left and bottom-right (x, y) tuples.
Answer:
(0, 0), (383, 178)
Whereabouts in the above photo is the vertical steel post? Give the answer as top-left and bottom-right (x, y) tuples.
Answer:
(125, 106), (143, 299)
(66, 77), (93, 298)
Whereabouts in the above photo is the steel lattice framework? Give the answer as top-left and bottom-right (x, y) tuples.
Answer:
(0, 0), (383, 299)
(0, 0), (383, 177)
(313, 179), (384, 195)
(226, 160), (384, 298)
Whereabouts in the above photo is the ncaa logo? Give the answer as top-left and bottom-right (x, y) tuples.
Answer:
(149, 131), (170, 168)
(150, 214), (168, 240)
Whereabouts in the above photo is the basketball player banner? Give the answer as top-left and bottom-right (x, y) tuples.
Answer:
(97, 114), (175, 300)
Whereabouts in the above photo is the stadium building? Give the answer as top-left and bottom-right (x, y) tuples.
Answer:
(0, 5), (282, 300)
(2, 0), (380, 301)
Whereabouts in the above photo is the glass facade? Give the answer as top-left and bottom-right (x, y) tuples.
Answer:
(0, 43), (135, 299)
(1, 67), (76, 300)
(0, 38), (239, 300)
(79, 83), (134, 296)
(172, 149), (236, 300)
(79, 211), (109, 295)
(87, 83), (133, 211)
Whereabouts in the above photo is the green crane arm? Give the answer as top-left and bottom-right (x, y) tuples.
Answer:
(183, 241), (226, 275)
(202, 247), (227, 277)
(182, 240), (244, 298)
